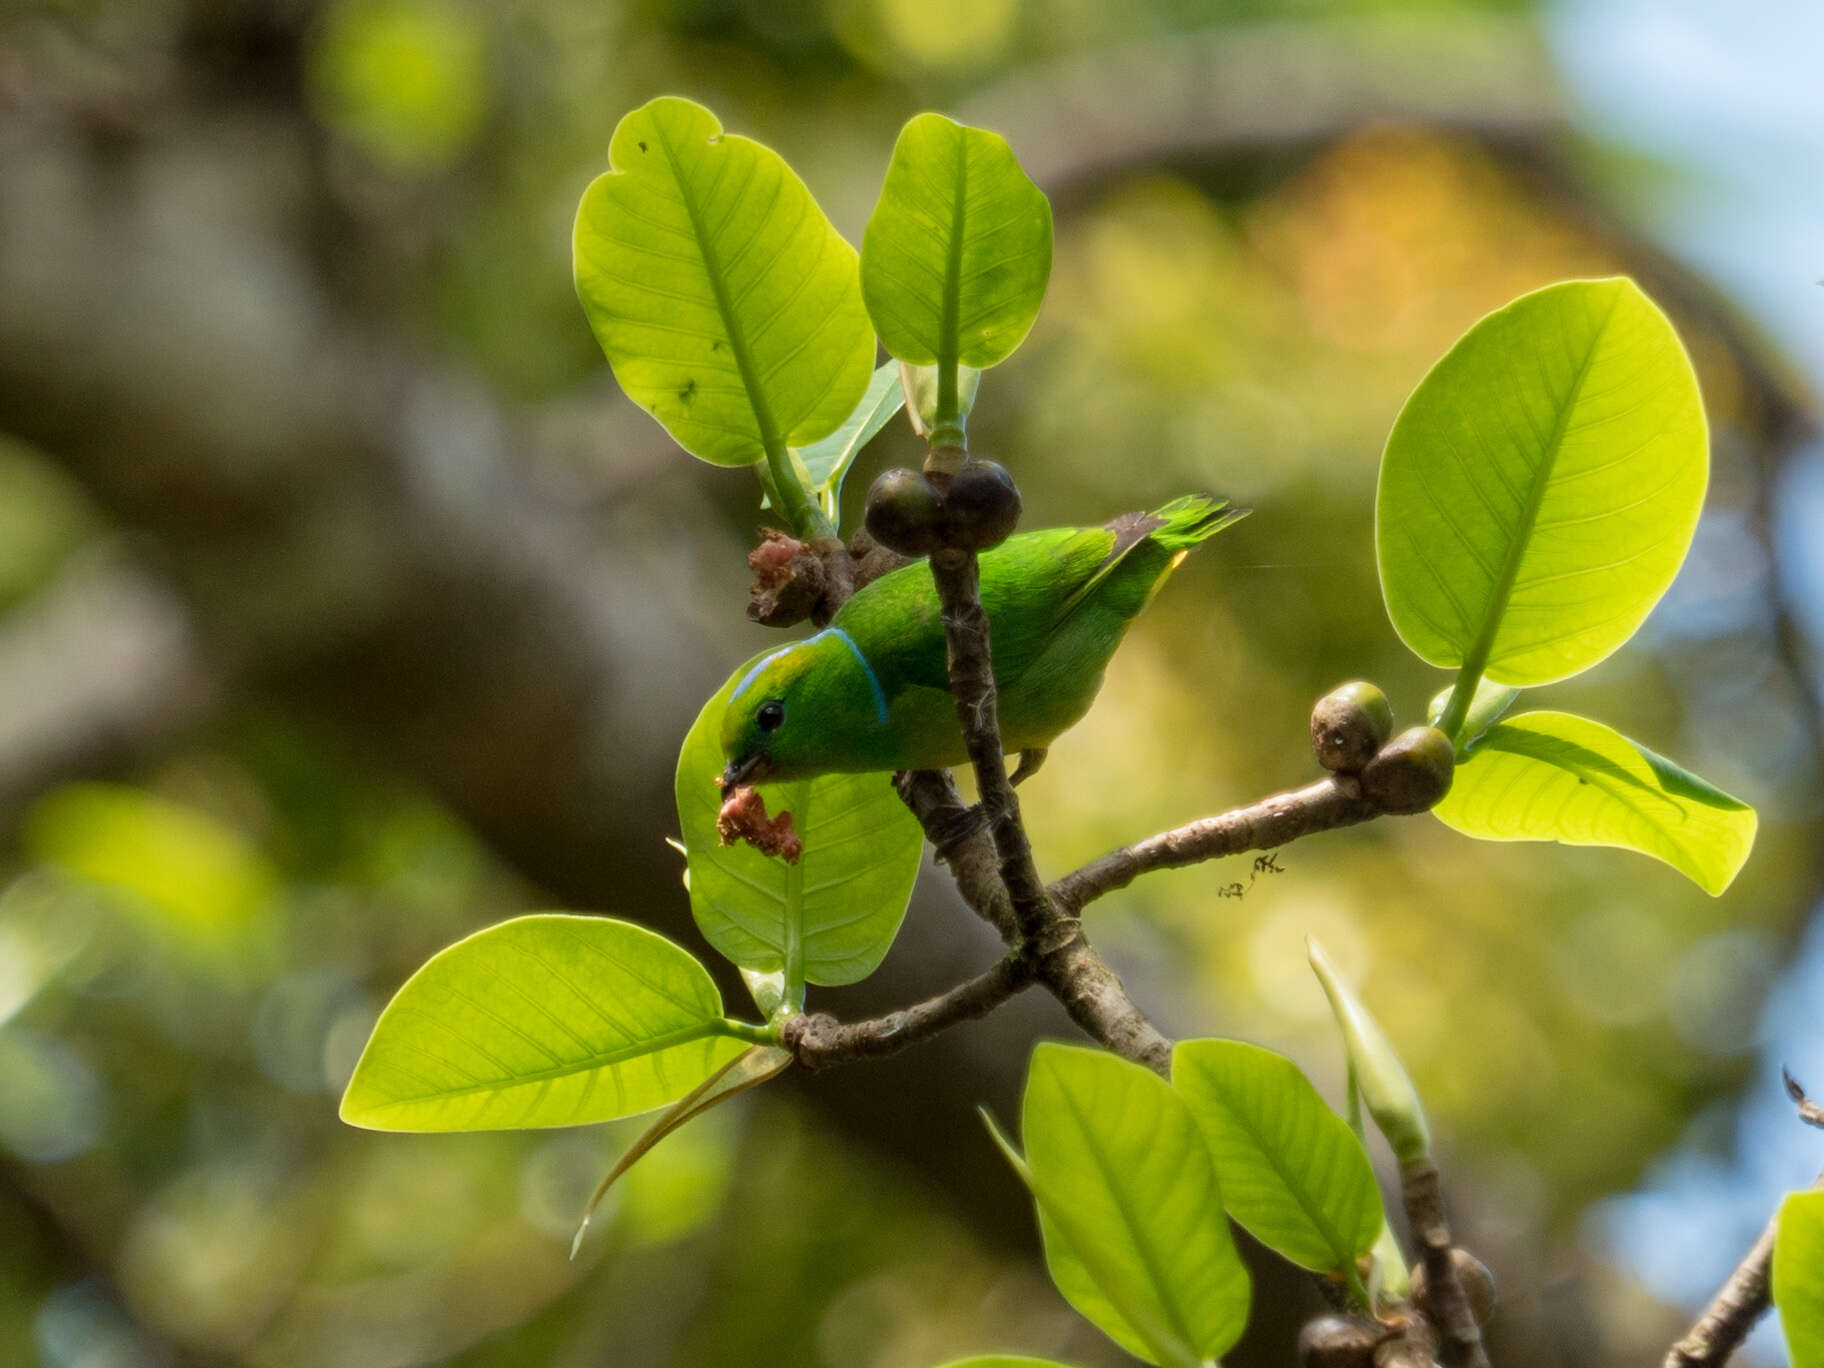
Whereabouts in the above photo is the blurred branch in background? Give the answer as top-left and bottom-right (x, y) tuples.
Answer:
(0, 557), (210, 811)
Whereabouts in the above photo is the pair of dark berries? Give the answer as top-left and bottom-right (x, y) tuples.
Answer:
(1310, 681), (1455, 814)
(864, 460), (1022, 556)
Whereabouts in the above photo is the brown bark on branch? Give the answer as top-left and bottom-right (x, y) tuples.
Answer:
(912, 543), (1180, 1078)
(1052, 774), (1382, 913)
(783, 955), (1035, 1069)
(926, 549), (1058, 948)
(1664, 1073), (1824, 1368)
(1402, 1158), (1492, 1368)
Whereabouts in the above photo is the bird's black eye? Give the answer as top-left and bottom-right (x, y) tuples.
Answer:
(757, 701), (786, 733)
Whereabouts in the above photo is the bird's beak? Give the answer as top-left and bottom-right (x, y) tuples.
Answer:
(721, 752), (770, 789)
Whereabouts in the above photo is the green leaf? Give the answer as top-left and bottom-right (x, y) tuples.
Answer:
(1776, 1189), (1824, 1368)
(791, 361), (905, 526)
(574, 97), (875, 470)
(1172, 1039), (1383, 1278)
(1433, 710), (1757, 895)
(1377, 278), (1707, 709)
(676, 661), (923, 988)
(340, 914), (748, 1132)
(1021, 1043), (1250, 1366)
(981, 1108), (1205, 1368)
(862, 114), (1052, 373)
(1308, 940), (1430, 1164)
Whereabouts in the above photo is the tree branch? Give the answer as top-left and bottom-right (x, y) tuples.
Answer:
(912, 541), (1178, 1076)
(895, 754), (1398, 1078)
(926, 547), (1058, 948)
(1052, 774), (1381, 913)
(1402, 1158), (1492, 1368)
(782, 955), (1035, 1069)
(1663, 1072), (1824, 1368)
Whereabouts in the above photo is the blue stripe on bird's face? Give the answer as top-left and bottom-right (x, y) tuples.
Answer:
(720, 629), (887, 787)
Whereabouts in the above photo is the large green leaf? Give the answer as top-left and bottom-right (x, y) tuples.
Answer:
(862, 114), (1052, 373)
(1433, 710), (1756, 895)
(791, 361), (904, 527)
(574, 97), (875, 469)
(1173, 1039), (1383, 1278)
(1377, 278), (1707, 700)
(676, 660), (923, 988)
(1021, 1043), (1250, 1366)
(1777, 1190), (1824, 1368)
(341, 914), (748, 1132)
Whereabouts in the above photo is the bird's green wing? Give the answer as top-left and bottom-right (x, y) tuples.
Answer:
(834, 524), (1116, 695)
(833, 495), (1240, 703)
(1054, 493), (1245, 621)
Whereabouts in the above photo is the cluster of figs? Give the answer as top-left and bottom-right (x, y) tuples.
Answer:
(864, 455), (1023, 556)
(1309, 681), (1456, 814)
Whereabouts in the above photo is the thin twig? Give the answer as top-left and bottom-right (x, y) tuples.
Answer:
(1052, 774), (1381, 913)
(926, 548), (1058, 947)
(782, 955), (1035, 1068)
(908, 547), (1177, 1075)
(903, 767), (1391, 942)
(896, 768), (1017, 941)
(1663, 1071), (1824, 1368)
(1401, 1158), (1491, 1368)
(1786, 1067), (1824, 1131)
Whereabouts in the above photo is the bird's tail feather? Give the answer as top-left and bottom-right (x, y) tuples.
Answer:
(1060, 494), (1247, 620)
(1142, 493), (1249, 552)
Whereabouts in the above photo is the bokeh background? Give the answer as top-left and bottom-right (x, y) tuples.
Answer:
(3, 0), (1822, 1364)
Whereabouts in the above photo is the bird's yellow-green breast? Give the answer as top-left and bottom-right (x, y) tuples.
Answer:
(718, 494), (1243, 785)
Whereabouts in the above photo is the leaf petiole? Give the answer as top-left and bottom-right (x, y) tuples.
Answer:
(713, 1018), (782, 1046)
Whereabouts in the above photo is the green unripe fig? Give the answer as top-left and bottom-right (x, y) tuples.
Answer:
(1311, 681), (1395, 773)
(1297, 1313), (1385, 1368)
(1411, 1248), (1497, 1326)
(1360, 725), (1455, 814)
(942, 459), (1022, 552)
(864, 467), (945, 556)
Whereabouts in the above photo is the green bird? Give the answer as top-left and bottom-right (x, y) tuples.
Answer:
(719, 494), (1245, 788)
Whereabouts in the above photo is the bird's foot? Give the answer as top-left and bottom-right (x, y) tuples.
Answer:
(1010, 748), (1049, 787)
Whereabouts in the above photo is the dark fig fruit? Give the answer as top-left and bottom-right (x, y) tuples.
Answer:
(864, 467), (946, 556)
(942, 459), (1021, 552)
(1360, 725), (1455, 814)
(1411, 1247), (1497, 1326)
(1311, 681), (1395, 773)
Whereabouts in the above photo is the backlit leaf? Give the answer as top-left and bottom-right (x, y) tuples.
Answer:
(677, 661), (923, 987)
(1173, 1039), (1382, 1277)
(1021, 1043), (1249, 1365)
(1378, 278), (1706, 693)
(1776, 1189), (1824, 1368)
(575, 97), (874, 468)
(862, 114), (1051, 371)
(1433, 710), (1756, 895)
(791, 361), (905, 526)
(341, 914), (747, 1131)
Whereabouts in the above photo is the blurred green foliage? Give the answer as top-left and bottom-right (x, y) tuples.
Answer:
(309, 0), (490, 170)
